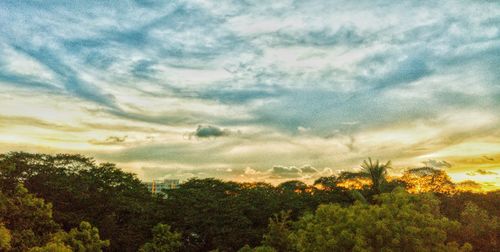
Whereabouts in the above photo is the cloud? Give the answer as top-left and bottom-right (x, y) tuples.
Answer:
(197, 86), (284, 104)
(138, 163), (333, 184)
(269, 25), (365, 47)
(0, 69), (62, 92)
(189, 125), (234, 139)
(476, 169), (498, 175)
(358, 51), (433, 89)
(0, 115), (82, 132)
(300, 165), (319, 173)
(422, 159), (452, 169)
(268, 165), (320, 179)
(89, 136), (128, 145)
(466, 169), (498, 176)
(140, 166), (224, 182)
(269, 165), (302, 178)
(107, 108), (202, 127)
(244, 167), (260, 175)
(131, 60), (157, 79)
(12, 47), (118, 109)
(297, 126), (310, 133)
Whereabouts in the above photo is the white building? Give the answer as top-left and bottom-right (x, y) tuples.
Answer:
(146, 179), (180, 193)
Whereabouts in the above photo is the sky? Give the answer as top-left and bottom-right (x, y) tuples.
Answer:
(0, 0), (499, 189)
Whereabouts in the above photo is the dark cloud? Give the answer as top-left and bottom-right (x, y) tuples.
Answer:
(268, 165), (319, 178)
(344, 135), (357, 152)
(300, 165), (318, 173)
(83, 52), (116, 70)
(89, 136), (127, 145)
(422, 159), (452, 168)
(357, 51), (433, 90)
(466, 169), (498, 176)
(269, 166), (302, 178)
(189, 125), (234, 139)
(133, 0), (165, 8)
(380, 54), (432, 87)
(131, 60), (157, 79)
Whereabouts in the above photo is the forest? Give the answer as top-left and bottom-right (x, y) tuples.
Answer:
(0, 152), (498, 251)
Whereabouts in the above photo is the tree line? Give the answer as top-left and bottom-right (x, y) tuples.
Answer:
(0, 152), (498, 251)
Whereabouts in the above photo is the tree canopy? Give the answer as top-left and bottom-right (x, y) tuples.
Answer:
(1, 152), (498, 251)
(289, 189), (472, 252)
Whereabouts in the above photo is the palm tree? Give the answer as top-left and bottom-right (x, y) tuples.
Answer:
(360, 158), (391, 194)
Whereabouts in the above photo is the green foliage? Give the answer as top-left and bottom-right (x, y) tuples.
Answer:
(0, 181), (107, 251)
(289, 188), (471, 252)
(238, 245), (277, 252)
(438, 190), (500, 220)
(0, 223), (11, 250)
(1, 152), (498, 251)
(0, 152), (161, 251)
(163, 178), (257, 251)
(139, 224), (182, 252)
(449, 202), (499, 251)
(262, 211), (294, 252)
(27, 221), (108, 252)
(360, 158), (391, 194)
(162, 178), (335, 251)
(0, 184), (60, 251)
(28, 242), (72, 252)
(52, 221), (109, 252)
(350, 190), (368, 204)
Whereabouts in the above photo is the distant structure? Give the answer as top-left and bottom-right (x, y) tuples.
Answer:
(146, 179), (180, 193)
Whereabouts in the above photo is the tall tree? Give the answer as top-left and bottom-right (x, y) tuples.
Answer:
(360, 158), (391, 194)
(401, 167), (456, 194)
